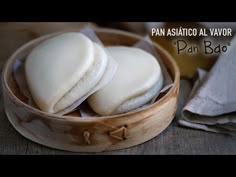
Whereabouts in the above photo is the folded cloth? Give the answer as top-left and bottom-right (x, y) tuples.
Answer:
(179, 35), (236, 135)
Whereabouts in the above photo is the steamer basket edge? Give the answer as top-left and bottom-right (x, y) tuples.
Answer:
(2, 27), (180, 152)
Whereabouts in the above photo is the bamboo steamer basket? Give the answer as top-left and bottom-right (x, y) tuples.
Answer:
(2, 28), (180, 152)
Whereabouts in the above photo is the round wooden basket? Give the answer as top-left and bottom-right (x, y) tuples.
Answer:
(2, 28), (180, 152)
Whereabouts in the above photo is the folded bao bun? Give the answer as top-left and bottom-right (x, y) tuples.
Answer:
(88, 46), (164, 116)
(25, 32), (117, 114)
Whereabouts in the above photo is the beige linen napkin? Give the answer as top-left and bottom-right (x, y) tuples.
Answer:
(179, 35), (236, 135)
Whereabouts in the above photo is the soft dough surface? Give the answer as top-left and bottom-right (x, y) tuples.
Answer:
(25, 33), (95, 113)
(54, 42), (108, 112)
(87, 46), (163, 116)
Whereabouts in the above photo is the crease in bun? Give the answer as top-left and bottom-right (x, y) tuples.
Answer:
(114, 74), (164, 114)
(54, 43), (108, 113)
(25, 32), (117, 114)
(88, 46), (164, 116)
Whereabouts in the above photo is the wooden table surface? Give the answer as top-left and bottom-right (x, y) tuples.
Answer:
(1, 74), (236, 155)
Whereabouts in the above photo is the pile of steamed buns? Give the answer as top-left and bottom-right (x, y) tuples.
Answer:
(25, 32), (164, 116)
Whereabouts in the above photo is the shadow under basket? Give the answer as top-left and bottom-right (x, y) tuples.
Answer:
(2, 28), (180, 152)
